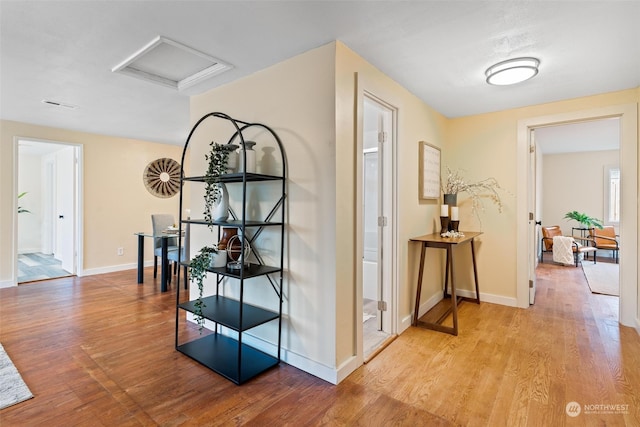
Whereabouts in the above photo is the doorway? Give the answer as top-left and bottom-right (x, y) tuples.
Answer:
(518, 104), (638, 326)
(361, 94), (394, 359)
(530, 119), (621, 303)
(16, 139), (81, 283)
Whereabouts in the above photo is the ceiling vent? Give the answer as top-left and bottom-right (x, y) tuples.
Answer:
(41, 99), (78, 110)
(112, 36), (232, 92)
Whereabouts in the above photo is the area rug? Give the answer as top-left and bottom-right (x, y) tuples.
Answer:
(582, 262), (619, 296)
(0, 343), (33, 410)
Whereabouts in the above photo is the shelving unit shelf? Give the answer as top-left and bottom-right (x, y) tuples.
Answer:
(174, 112), (286, 385)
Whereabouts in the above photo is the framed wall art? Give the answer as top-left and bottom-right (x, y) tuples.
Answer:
(418, 141), (440, 200)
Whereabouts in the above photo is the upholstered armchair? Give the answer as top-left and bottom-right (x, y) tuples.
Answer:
(590, 226), (619, 263)
(540, 225), (597, 267)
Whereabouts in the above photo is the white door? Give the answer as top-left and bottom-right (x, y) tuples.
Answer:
(362, 95), (393, 338)
(56, 147), (76, 273)
(528, 129), (537, 304)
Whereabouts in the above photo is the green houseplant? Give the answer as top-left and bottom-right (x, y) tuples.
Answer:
(188, 245), (219, 331)
(564, 211), (603, 229)
(18, 192), (30, 214)
(203, 141), (232, 230)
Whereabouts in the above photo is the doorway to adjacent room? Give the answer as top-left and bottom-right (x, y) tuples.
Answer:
(361, 94), (395, 360)
(16, 139), (82, 283)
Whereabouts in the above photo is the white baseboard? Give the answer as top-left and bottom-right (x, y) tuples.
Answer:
(0, 279), (16, 288)
(81, 260), (153, 277)
(417, 288), (518, 319)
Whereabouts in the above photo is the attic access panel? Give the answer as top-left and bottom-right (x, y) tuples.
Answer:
(112, 36), (232, 91)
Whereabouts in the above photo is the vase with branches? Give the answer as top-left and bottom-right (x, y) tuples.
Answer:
(441, 167), (507, 225)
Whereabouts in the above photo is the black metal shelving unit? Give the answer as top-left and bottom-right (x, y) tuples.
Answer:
(174, 112), (286, 385)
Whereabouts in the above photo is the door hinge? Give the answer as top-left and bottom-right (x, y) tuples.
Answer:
(378, 131), (387, 143)
(529, 280), (534, 289)
(377, 216), (387, 227)
(529, 144), (535, 153)
(378, 300), (387, 311)
(529, 212), (534, 221)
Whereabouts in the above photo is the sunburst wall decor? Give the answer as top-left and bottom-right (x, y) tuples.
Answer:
(143, 158), (182, 198)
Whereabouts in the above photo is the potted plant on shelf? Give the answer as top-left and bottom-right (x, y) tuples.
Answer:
(188, 245), (221, 331)
(564, 211), (603, 230)
(204, 141), (236, 229)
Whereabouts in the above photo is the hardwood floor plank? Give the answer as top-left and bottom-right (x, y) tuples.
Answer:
(1, 264), (639, 426)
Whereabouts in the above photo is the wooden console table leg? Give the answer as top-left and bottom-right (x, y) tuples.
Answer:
(413, 242), (427, 326)
(471, 239), (480, 304)
(448, 245), (458, 336)
(444, 247), (450, 298)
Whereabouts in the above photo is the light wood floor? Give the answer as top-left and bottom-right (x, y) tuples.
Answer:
(1, 261), (639, 426)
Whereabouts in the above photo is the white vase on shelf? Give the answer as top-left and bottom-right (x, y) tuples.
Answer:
(212, 183), (229, 222)
(238, 141), (257, 174)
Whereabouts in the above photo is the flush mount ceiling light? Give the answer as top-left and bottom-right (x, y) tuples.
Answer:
(112, 36), (233, 92)
(485, 57), (539, 86)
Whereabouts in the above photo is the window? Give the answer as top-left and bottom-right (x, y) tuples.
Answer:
(605, 166), (620, 224)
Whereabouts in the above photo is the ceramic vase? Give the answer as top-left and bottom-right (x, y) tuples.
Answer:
(209, 251), (227, 268)
(443, 193), (457, 207)
(238, 141), (257, 174)
(212, 183), (229, 222)
(218, 227), (238, 251)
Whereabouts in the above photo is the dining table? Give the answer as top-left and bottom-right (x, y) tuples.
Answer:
(134, 229), (181, 292)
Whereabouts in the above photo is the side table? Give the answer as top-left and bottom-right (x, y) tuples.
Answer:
(410, 231), (481, 335)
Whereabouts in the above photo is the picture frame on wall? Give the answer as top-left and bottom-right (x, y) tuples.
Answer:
(419, 141), (440, 200)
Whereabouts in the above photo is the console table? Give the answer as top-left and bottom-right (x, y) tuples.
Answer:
(410, 232), (481, 335)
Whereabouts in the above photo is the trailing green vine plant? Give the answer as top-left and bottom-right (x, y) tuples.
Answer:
(204, 141), (231, 231)
(188, 245), (219, 332)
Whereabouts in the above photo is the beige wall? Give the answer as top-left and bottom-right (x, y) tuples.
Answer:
(542, 150), (619, 230)
(189, 43), (339, 377)
(0, 120), (186, 284)
(335, 43), (449, 369)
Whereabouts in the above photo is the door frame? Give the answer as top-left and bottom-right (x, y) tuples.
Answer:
(355, 80), (399, 364)
(363, 95), (394, 334)
(516, 104), (638, 328)
(13, 137), (84, 284)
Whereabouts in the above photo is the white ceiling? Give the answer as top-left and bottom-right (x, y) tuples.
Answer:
(1, 1), (638, 147)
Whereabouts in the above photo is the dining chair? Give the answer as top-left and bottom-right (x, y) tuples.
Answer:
(167, 220), (190, 289)
(151, 214), (178, 279)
